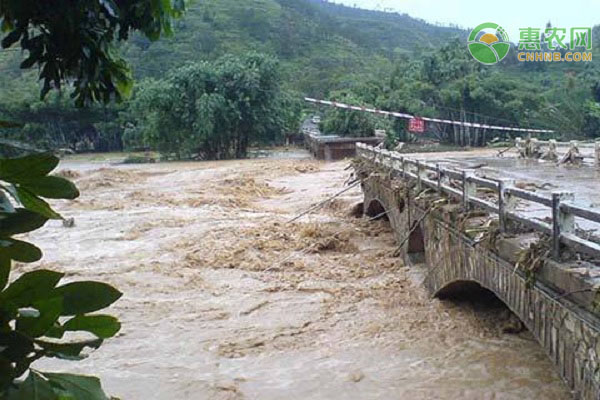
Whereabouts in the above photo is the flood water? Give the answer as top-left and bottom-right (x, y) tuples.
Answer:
(20, 151), (572, 399)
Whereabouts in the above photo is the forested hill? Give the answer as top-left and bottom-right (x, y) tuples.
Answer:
(305, 0), (465, 52)
(119, 0), (466, 96)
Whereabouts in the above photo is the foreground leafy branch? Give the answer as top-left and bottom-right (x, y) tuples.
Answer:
(0, 152), (121, 399)
(0, 0), (185, 106)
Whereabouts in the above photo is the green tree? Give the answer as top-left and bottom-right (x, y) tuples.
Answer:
(321, 91), (383, 137)
(126, 52), (297, 160)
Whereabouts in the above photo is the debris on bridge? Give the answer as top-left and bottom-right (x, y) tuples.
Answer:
(517, 137), (597, 167)
(558, 144), (584, 166)
(514, 236), (551, 288)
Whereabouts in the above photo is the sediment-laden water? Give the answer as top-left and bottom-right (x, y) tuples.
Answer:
(22, 151), (571, 399)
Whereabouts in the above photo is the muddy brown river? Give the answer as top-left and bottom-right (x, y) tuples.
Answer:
(19, 151), (572, 399)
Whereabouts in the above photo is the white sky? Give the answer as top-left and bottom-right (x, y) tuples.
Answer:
(332, 0), (600, 42)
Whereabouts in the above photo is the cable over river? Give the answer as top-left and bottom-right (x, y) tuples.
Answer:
(24, 151), (571, 399)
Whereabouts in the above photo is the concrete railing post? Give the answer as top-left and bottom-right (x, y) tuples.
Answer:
(384, 150), (391, 166)
(570, 140), (578, 151)
(498, 180), (506, 232)
(401, 157), (406, 179)
(381, 150), (389, 168)
(498, 178), (516, 233)
(570, 140), (579, 158)
(462, 171), (476, 208)
(595, 141), (600, 167)
(516, 137), (523, 156)
(551, 191), (575, 260)
(391, 155), (401, 173)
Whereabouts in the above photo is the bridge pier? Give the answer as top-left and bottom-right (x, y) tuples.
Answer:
(360, 171), (600, 400)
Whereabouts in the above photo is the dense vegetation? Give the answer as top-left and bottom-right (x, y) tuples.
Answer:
(0, 0), (463, 157)
(124, 52), (301, 159)
(0, 1), (181, 398)
(1, 0), (600, 156)
(321, 38), (600, 146)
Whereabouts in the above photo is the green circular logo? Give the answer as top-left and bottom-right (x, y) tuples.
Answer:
(468, 22), (510, 65)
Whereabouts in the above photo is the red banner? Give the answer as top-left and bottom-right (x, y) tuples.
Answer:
(408, 117), (425, 133)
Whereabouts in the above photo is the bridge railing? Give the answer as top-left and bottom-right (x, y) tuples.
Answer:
(356, 143), (600, 259)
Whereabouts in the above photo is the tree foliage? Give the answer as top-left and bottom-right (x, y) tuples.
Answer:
(320, 38), (600, 146)
(0, 152), (121, 399)
(1, 0), (600, 152)
(0, 0), (464, 152)
(125, 52), (299, 159)
(0, 0), (185, 106)
(321, 91), (388, 137)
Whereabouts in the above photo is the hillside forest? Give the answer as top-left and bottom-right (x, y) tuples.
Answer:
(2, 0), (600, 159)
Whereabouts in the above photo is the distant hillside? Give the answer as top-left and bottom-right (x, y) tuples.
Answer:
(306, 0), (465, 54)
(0, 0), (467, 99)
(118, 0), (466, 96)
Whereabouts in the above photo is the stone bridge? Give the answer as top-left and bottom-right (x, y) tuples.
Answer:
(355, 144), (600, 400)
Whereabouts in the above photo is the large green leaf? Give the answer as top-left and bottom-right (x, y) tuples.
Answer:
(41, 373), (109, 400)
(36, 339), (103, 361)
(10, 371), (57, 400)
(53, 282), (122, 316)
(19, 176), (79, 200)
(43, 324), (66, 340)
(15, 187), (62, 219)
(16, 297), (63, 338)
(0, 153), (59, 183)
(0, 239), (43, 263)
(0, 208), (48, 236)
(63, 315), (121, 339)
(1, 270), (64, 308)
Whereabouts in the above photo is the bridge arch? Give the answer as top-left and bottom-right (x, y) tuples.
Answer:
(364, 198), (389, 220)
(359, 173), (600, 398)
(434, 279), (494, 299)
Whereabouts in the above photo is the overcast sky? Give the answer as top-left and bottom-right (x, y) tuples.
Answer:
(333, 0), (600, 42)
